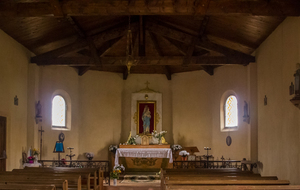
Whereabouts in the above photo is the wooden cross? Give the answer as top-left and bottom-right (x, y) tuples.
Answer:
(145, 81), (150, 88)
(38, 126), (44, 160)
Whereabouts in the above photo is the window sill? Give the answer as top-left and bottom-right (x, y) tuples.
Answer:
(52, 127), (70, 131)
(221, 127), (238, 132)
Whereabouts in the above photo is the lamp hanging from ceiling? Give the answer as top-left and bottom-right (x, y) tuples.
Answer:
(126, 16), (138, 74)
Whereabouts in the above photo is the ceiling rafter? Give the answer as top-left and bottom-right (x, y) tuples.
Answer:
(146, 21), (255, 65)
(33, 56), (241, 66)
(1, 1), (300, 16)
(31, 23), (136, 63)
(148, 31), (172, 80)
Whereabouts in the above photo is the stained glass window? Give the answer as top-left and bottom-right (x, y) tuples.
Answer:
(52, 95), (66, 127)
(225, 95), (238, 127)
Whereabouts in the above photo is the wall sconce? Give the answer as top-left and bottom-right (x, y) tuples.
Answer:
(290, 64), (300, 107)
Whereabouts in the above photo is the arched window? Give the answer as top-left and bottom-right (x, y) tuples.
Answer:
(52, 95), (66, 128)
(225, 95), (238, 128)
(220, 91), (238, 132)
(51, 90), (71, 130)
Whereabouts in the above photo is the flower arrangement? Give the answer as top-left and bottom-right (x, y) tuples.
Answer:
(171, 144), (182, 151)
(110, 164), (125, 179)
(32, 148), (39, 156)
(109, 145), (118, 154)
(127, 135), (139, 145)
(152, 130), (167, 144)
(179, 150), (190, 157)
(27, 156), (35, 163)
(85, 152), (94, 160)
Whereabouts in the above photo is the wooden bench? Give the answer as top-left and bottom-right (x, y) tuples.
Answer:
(0, 179), (67, 190)
(0, 184), (56, 190)
(22, 167), (103, 190)
(161, 169), (298, 190)
(4, 172), (83, 190)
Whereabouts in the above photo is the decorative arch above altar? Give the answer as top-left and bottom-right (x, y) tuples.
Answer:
(131, 83), (162, 136)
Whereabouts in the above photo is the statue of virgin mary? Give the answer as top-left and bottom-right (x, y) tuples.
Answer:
(142, 105), (151, 134)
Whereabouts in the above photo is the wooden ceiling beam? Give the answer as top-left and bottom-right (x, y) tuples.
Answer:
(49, 0), (64, 17)
(31, 23), (132, 63)
(139, 15), (146, 56)
(34, 56), (243, 66)
(1, 1), (300, 16)
(78, 37), (123, 76)
(146, 21), (255, 65)
(148, 31), (172, 80)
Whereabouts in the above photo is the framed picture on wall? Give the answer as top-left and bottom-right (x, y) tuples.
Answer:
(137, 101), (156, 135)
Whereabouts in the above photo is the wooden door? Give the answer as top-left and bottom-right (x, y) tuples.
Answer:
(0, 116), (6, 171)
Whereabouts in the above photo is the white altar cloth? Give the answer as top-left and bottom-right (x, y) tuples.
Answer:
(115, 148), (173, 165)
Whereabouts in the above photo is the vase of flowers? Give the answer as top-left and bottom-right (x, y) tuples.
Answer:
(127, 135), (139, 145)
(179, 150), (189, 161)
(85, 152), (94, 160)
(152, 130), (167, 145)
(27, 156), (34, 163)
(171, 144), (182, 160)
(109, 145), (118, 154)
(110, 164), (125, 186)
(32, 148), (39, 163)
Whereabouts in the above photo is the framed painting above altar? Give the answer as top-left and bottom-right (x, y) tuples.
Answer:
(137, 101), (156, 135)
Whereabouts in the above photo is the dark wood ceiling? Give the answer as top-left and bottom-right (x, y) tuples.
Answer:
(0, 0), (298, 80)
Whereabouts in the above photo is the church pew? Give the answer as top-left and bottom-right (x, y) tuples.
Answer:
(166, 185), (300, 190)
(22, 167), (101, 189)
(160, 169), (291, 190)
(166, 176), (278, 180)
(0, 175), (80, 190)
(12, 169), (91, 190)
(0, 184), (56, 190)
(0, 179), (67, 190)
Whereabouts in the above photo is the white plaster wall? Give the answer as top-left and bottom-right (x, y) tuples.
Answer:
(211, 65), (250, 160)
(0, 30), (31, 170)
(256, 17), (300, 184)
(38, 66), (80, 160)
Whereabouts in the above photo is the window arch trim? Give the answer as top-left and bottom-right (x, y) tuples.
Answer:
(51, 90), (71, 131)
(220, 90), (238, 132)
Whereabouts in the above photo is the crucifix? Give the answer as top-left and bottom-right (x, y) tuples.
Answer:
(38, 126), (44, 160)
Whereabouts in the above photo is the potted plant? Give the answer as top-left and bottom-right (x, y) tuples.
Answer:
(32, 148), (39, 163)
(179, 150), (189, 161)
(85, 152), (94, 160)
(109, 145), (118, 154)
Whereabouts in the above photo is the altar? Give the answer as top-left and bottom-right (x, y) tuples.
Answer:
(115, 145), (173, 170)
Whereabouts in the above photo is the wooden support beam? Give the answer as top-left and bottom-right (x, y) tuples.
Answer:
(78, 66), (91, 76)
(49, 0), (63, 17)
(149, 31), (172, 80)
(34, 56), (244, 66)
(146, 21), (255, 65)
(1, 1), (300, 16)
(31, 23), (131, 63)
(139, 15), (146, 56)
(65, 16), (85, 38)
(78, 37), (123, 76)
(123, 67), (129, 80)
(87, 37), (101, 66)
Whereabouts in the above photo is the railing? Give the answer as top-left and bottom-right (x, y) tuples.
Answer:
(38, 160), (109, 170)
(173, 160), (242, 169)
(38, 160), (110, 184)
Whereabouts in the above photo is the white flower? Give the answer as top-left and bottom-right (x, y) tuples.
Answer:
(109, 145), (118, 152)
(179, 150), (189, 156)
(85, 152), (94, 158)
(172, 144), (182, 151)
(114, 164), (125, 171)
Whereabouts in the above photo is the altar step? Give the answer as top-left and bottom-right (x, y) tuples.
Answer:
(104, 179), (161, 190)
